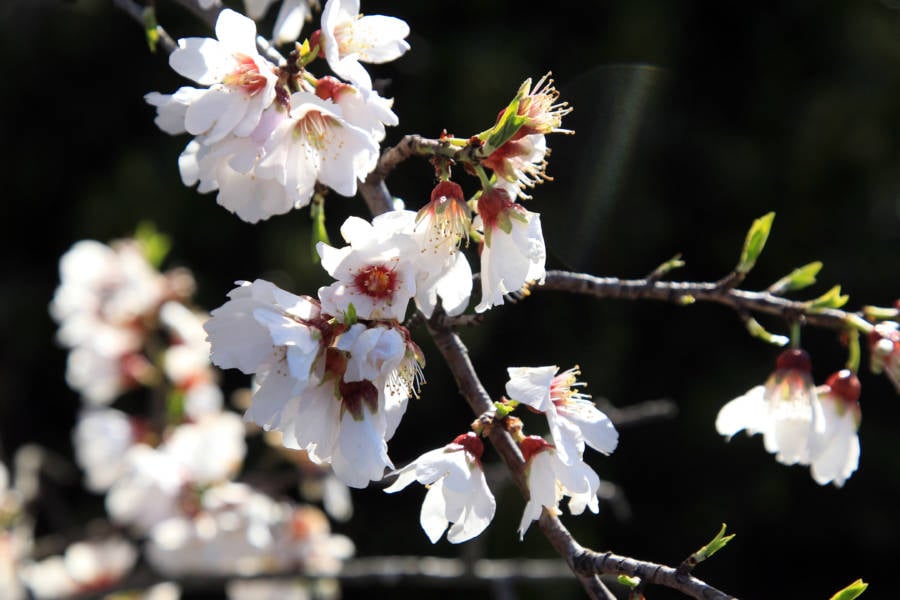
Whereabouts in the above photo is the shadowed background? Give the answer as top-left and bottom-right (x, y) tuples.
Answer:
(1, 0), (899, 598)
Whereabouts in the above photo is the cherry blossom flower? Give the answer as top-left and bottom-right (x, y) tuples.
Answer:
(50, 239), (171, 403)
(106, 445), (189, 533)
(317, 0), (410, 89)
(511, 72), (573, 137)
(317, 215), (419, 321)
(315, 75), (399, 143)
(163, 9), (279, 144)
(160, 301), (224, 419)
(870, 321), (900, 392)
(72, 408), (136, 493)
(146, 483), (353, 577)
(517, 436), (601, 539)
(384, 433), (495, 544)
(810, 370), (861, 488)
(204, 279), (327, 428)
(716, 348), (830, 471)
(482, 133), (549, 198)
(474, 185), (546, 313)
(505, 365), (618, 466)
(21, 537), (137, 599)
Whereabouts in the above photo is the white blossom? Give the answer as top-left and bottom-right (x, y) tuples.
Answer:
(716, 349), (822, 467)
(72, 408), (135, 493)
(505, 365), (618, 466)
(809, 370), (862, 488)
(474, 186), (546, 313)
(517, 436), (601, 539)
(384, 433), (495, 544)
(319, 0), (410, 89)
(204, 279), (325, 429)
(164, 9), (279, 144)
(317, 214), (419, 321)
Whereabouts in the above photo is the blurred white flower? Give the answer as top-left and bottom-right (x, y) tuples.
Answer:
(72, 407), (135, 493)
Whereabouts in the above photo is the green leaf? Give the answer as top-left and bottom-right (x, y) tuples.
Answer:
(478, 79), (530, 154)
(745, 317), (789, 347)
(769, 261), (823, 294)
(493, 400), (518, 418)
(806, 285), (849, 310)
(696, 524), (735, 561)
(829, 579), (868, 600)
(344, 302), (357, 326)
(737, 212), (775, 274)
(617, 575), (640, 589)
(134, 221), (171, 269)
(310, 194), (330, 263)
(142, 7), (160, 53)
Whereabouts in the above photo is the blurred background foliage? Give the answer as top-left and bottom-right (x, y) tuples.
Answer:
(1, 0), (899, 598)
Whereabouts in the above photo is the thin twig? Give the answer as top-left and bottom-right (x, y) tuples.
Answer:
(540, 270), (866, 333)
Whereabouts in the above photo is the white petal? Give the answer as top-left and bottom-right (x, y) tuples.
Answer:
(446, 469), (495, 543)
(420, 483), (449, 543)
(505, 366), (556, 411)
(715, 385), (768, 439)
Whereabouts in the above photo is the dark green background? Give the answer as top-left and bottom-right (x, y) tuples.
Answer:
(2, 1), (899, 598)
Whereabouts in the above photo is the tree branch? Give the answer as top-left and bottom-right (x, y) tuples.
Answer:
(540, 270), (870, 334)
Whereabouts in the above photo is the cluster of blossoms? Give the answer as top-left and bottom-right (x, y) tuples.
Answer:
(42, 235), (354, 599)
(147, 1), (408, 223)
(382, 366), (618, 543)
(716, 349), (862, 488)
(150, 0), (615, 546)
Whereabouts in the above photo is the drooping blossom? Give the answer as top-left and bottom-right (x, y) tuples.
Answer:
(157, 9), (279, 144)
(505, 365), (618, 466)
(474, 184), (546, 313)
(810, 370), (861, 488)
(317, 0), (410, 89)
(384, 433), (495, 544)
(716, 348), (822, 467)
(482, 133), (549, 198)
(517, 436), (601, 539)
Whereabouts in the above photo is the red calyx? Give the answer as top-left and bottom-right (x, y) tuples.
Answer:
(476, 186), (514, 231)
(775, 348), (812, 373)
(452, 432), (484, 460)
(825, 369), (862, 404)
(519, 435), (551, 462)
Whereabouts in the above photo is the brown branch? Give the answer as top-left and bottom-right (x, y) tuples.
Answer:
(540, 270), (868, 333)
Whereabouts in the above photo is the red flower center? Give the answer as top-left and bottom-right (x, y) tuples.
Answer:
(353, 265), (398, 300)
(224, 53), (268, 96)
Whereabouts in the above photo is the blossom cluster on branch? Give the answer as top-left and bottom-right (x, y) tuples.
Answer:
(26, 0), (899, 598)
